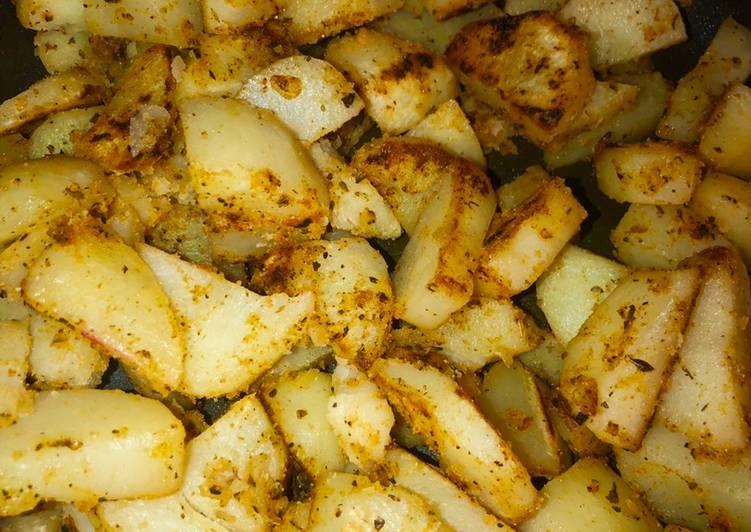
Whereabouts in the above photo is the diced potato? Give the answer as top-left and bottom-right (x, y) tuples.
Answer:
(519, 458), (661, 532)
(240, 56), (364, 144)
(326, 28), (458, 134)
(537, 245), (629, 345)
(373, 3), (503, 54)
(308, 472), (447, 531)
(595, 141), (703, 204)
(282, 0), (403, 46)
(179, 97), (329, 258)
(497, 165), (551, 211)
(394, 297), (542, 369)
(382, 448), (508, 531)
(0, 506), (64, 532)
(616, 423), (751, 531)
(446, 13), (596, 145)
(252, 237), (392, 366)
(28, 312), (108, 389)
(560, 0), (686, 69)
(28, 107), (100, 159)
(261, 369), (347, 477)
(0, 69), (105, 135)
(201, 0), (277, 33)
(406, 99), (485, 168)
(16, 0), (86, 30)
(276, 501), (310, 531)
(459, 92), (519, 156)
(182, 395), (288, 530)
(97, 494), (229, 532)
(518, 331), (565, 386)
(0, 223), (54, 305)
(84, 0), (203, 48)
(34, 29), (92, 74)
(504, 0), (564, 15)
(421, 0), (490, 21)
(657, 17), (751, 142)
(560, 81), (640, 141)
(478, 361), (569, 476)
(0, 389), (185, 516)
(0, 320), (33, 429)
(689, 171), (751, 266)
(309, 141), (401, 240)
(476, 178), (587, 298)
(544, 388), (611, 458)
(138, 244), (313, 397)
(560, 267), (700, 450)
(326, 359), (394, 470)
(0, 134), (28, 167)
(372, 357), (539, 524)
(656, 248), (751, 453)
(611, 204), (731, 269)
(698, 83), (751, 179)
(23, 231), (184, 395)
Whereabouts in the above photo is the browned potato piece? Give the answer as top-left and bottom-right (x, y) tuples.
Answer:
(445, 13), (596, 145)
(15, 0), (86, 31)
(422, 0), (491, 21)
(200, 0), (278, 34)
(698, 83), (751, 179)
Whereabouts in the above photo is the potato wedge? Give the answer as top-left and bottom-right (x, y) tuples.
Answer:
(371, 356), (539, 523)
(543, 388), (611, 458)
(97, 494), (230, 532)
(0, 389), (185, 516)
(517, 331), (565, 386)
(698, 83), (751, 179)
(201, 0), (277, 33)
(0, 320), (33, 429)
(560, 267), (700, 450)
(497, 166), (551, 211)
(23, 231), (184, 395)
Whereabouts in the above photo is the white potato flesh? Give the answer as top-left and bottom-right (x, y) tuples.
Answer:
(0, 389), (185, 516)
(138, 244), (313, 397)
(372, 357), (539, 524)
(309, 141), (401, 240)
(84, 0), (203, 47)
(476, 178), (588, 298)
(201, 0), (277, 33)
(611, 204), (731, 269)
(15, 0), (86, 30)
(327, 359), (394, 470)
(698, 83), (751, 179)
(504, 0), (564, 14)
(28, 312), (108, 389)
(276, 501), (311, 531)
(657, 248), (751, 453)
(518, 331), (565, 386)
(240, 56), (364, 144)
(261, 369), (347, 477)
(595, 141), (703, 204)
(478, 361), (569, 476)
(406, 99), (486, 169)
(326, 28), (458, 134)
(182, 395), (288, 531)
(657, 17), (751, 142)
(97, 494), (229, 532)
(0, 223), (53, 305)
(179, 97), (329, 258)
(560, 268), (700, 450)
(308, 472), (448, 531)
(0, 69), (104, 135)
(519, 458), (660, 532)
(28, 107), (100, 159)
(34, 29), (92, 74)
(0, 320), (33, 429)
(690, 171), (751, 266)
(497, 165), (551, 212)
(537, 245), (629, 345)
(23, 232), (184, 395)
(383, 448), (508, 531)
(560, 0), (686, 69)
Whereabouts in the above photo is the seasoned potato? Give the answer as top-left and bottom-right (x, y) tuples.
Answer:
(0, 134), (29, 167)
(97, 494), (229, 532)
(201, 0), (277, 33)
(657, 17), (751, 142)
(519, 458), (661, 531)
(698, 83), (751, 179)
(657, 248), (751, 453)
(459, 92), (519, 156)
(240, 56), (364, 144)
(0, 223), (54, 307)
(326, 28), (458, 134)
(34, 29), (92, 74)
(0, 506), (64, 532)
(560, 267), (700, 450)
(446, 13), (596, 145)
(0, 69), (105, 136)
(24, 231), (184, 395)
(595, 141), (702, 204)
(537, 245), (629, 345)
(0, 320), (33, 429)
(611, 204), (731, 269)
(476, 178), (587, 298)
(0, 389), (185, 516)
(544, 387), (611, 458)
(146, 203), (211, 264)
(16, 0), (86, 30)
(560, 0), (686, 69)
(372, 356), (539, 524)
(497, 165), (551, 212)
(504, 0), (564, 15)
(275, 501), (310, 531)
(518, 331), (565, 386)
(28, 107), (100, 159)
(559, 81), (640, 141)
(421, 0), (490, 21)
(138, 244), (313, 397)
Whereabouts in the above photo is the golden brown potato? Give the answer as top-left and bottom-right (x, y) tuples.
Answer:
(16, 0), (86, 31)
(201, 0), (278, 34)
(0, 320), (33, 429)
(698, 83), (751, 179)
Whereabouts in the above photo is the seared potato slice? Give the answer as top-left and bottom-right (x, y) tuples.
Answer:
(0, 389), (185, 516)
(97, 494), (229, 532)
(34, 29), (92, 74)
(446, 13), (595, 145)
(560, 267), (700, 450)
(16, 0), (86, 30)
(595, 141), (703, 205)
(497, 165), (551, 211)
(0, 320), (33, 429)
(698, 83), (751, 179)
(326, 28), (458, 134)
(372, 356), (539, 524)
(544, 387), (611, 458)
(201, 0), (277, 33)
(0, 223), (54, 305)
(476, 178), (587, 298)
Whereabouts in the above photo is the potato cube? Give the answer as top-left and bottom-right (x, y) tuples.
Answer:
(34, 29), (92, 74)
(16, 0), (86, 30)
(698, 84), (751, 179)
(201, 0), (277, 34)
(497, 165), (551, 211)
